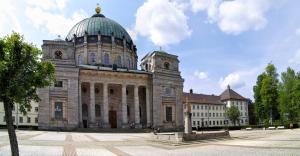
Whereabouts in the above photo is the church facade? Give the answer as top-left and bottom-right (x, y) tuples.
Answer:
(38, 6), (184, 130)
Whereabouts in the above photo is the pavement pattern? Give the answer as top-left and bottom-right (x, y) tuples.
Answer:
(0, 129), (299, 156)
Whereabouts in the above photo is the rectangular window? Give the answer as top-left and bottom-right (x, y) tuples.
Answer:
(35, 117), (38, 123)
(192, 105), (195, 110)
(166, 106), (172, 122)
(201, 106), (203, 110)
(27, 117), (31, 123)
(54, 102), (63, 120)
(201, 113), (203, 117)
(54, 81), (63, 87)
(19, 117), (23, 123)
(197, 112), (199, 117)
(193, 121), (196, 126)
(35, 107), (38, 112)
(197, 105), (199, 109)
(193, 112), (195, 117)
(197, 121), (200, 125)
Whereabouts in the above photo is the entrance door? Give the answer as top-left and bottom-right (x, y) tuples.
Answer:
(82, 104), (88, 128)
(109, 110), (117, 128)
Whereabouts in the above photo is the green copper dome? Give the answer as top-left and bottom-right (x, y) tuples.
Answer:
(66, 13), (133, 43)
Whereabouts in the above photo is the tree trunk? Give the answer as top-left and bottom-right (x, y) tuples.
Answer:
(4, 99), (19, 156)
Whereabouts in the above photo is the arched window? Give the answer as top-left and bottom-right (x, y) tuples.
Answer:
(164, 62), (170, 70)
(103, 53), (109, 65)
(115, 55), (122, 67)
(95, 104), (101, 117)
(54, 50), (62, 59)
(89, 53), (97, 65)
(127, 59), (131, 69)
(78, 54), (83, 65)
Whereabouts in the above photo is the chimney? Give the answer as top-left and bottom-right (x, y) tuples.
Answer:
(190, 89), (193, 94)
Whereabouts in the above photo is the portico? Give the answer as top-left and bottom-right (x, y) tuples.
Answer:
(79, 69), (151, 128)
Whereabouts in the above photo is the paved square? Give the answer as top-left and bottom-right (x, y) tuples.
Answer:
(0, 129), (299, 156)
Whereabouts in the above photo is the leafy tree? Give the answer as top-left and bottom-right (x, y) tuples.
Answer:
(260, 63), (279, 125)
(253, 73), (267, 124)
(0, 33), (55, 156)
(279, 67), (300, 123)
(226, 106), (240, 126)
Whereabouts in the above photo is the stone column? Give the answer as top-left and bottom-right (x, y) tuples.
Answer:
(103, 83), (109, 127)
(79, 82), (82, 127)
(90, 82), (95, 124)
(122, 84), (128, 127)
(146, 86), (151, 126)
(134, 85), (140, 127)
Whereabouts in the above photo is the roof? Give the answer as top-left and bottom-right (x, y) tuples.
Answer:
(183, 93), (224, 105)
(219, 85), (246, 101)
(65, 13), (132, 43)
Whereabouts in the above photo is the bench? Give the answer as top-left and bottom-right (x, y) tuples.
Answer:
(268, 126), (276, 130)
(277, 126), (285, 129)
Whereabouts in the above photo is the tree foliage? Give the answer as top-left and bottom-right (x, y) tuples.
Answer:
(253, 73), (266, 123)
(278, 67), (300, 123)
(253, 63), (279, 125)
(254, 63), (300, 126)
(0, 32), (55, 156)
(226, 106), (240, 126)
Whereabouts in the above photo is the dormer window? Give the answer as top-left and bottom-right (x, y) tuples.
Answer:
(54, 50), (62, 59)
(164, 62), (170, 70)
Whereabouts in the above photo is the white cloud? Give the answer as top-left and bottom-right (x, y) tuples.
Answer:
(126, 27), (138, 41)
(288, 49), (300, 64)
(27, 0), (69, 10)
(134, 0), (192, 46)
(194, 71), (208, 79)
(190, 0), (271, 35)
(25, 0), (87, 37)
(0, 0), (22, 36)
(219, 73), (245, 90)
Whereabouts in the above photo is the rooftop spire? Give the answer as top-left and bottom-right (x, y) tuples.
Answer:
(95, 3), (101, 14)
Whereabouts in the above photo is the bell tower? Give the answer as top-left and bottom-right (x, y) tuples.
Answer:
(141, 50), (184, 130)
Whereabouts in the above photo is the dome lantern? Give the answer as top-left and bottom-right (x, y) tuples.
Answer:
(95, 3), (101, 14)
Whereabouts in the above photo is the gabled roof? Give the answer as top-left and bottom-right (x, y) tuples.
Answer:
(183, 93), (223, 105)
(219, 85), (246, 101)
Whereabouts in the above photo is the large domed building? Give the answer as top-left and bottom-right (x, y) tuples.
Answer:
(38, 5), (184, 130)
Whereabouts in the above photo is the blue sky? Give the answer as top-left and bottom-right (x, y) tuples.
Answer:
(1, 0), (300, 99)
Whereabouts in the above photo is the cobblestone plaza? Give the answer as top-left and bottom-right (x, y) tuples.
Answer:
(0, 129), (299, 156)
